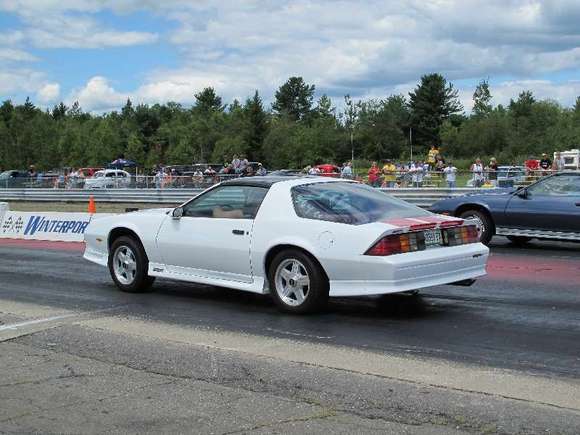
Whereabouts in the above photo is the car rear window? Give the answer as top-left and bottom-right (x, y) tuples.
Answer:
(291, 182), (431, 225)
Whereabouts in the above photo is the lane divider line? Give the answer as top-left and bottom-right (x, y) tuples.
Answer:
(0, 313), (79, 332)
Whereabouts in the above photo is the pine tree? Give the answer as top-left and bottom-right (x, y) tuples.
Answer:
(272, 77), (315, 121)
(473, 80), (492, 117)
(243, 91), (268, 160)
(194, 88), (224, 114)
(408, 73), (463, 148)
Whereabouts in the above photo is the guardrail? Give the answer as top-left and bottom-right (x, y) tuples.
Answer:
(0, 187), (488, 208)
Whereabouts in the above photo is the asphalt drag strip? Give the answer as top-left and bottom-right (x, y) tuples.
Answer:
(1, 239), (580, 433)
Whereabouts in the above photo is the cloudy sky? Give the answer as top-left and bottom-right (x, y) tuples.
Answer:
(1, 0), (580, 113)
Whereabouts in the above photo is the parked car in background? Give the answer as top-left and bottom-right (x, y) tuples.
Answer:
(84, 169), (132, 189)
(430, 172), (580, 245)
(496, 166), (526, 188)
(0, 170), (30, 188)
(315, 164), (341, 177)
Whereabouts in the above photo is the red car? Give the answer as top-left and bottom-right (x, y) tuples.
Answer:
(315, 164), (341, 177)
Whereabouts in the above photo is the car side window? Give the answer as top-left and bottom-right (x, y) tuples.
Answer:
(182, 185), (268, 219)
(528, 175), (580, 196)
(106, 172), (115, 178)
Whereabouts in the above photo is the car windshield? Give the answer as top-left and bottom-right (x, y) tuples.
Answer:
(291, 182), (430, 225)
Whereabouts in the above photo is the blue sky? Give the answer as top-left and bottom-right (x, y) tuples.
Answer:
(1, 0), (580, 113)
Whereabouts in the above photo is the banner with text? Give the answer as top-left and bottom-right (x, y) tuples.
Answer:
(0, 211), (93, 242)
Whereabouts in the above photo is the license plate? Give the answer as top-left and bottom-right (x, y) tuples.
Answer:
(424, 229), (442, 246)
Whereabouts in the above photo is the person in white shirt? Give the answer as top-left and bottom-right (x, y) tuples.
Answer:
(443, 162), (457, 188)
(341, 161), (353, 179)
(553, 152), (565, 172)
(471, 158), (484, 187)
(410, 161), (424, 187)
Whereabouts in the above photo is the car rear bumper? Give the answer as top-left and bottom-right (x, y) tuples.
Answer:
(328, 243), (489, 297)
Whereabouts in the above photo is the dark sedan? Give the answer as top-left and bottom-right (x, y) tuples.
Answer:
(430, 172), (580, 245)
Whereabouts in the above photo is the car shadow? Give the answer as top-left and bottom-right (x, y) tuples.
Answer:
(132, 280), (445, 322)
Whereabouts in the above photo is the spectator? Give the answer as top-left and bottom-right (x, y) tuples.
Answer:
(308, 166), (320, 175)
(219, 163), (230, 174)
(435, 154), (446, 172)
(239, 155), (249, 174)
(381, 160), (397, 187)
(243, 165), (254, 177)
(28, 165), (37, 179)
(154, 166), (163, 189)
(539, 153), (552, 175)
(367, 161), (381, 187)
(410, 161), (424, 187)
(443, 162), (457, 188)
(553, 152), (565, 172)
(231, 155), (241, 173)
(471, 158), (484, 187)
(487, 157), (498, 186)
(427, 145), (439, 169)
(341, 161), (353, 179)
(256, 163), (267, 176)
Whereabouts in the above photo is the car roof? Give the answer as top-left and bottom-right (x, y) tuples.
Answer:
(220, 176), (349, 189)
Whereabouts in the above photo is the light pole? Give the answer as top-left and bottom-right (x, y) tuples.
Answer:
(409, 127), (413, 161)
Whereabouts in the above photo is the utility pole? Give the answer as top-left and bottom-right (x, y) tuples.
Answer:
(409, 127), (413, 161)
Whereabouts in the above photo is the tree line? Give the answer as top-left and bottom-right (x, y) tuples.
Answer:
(1, 74), (579, 172)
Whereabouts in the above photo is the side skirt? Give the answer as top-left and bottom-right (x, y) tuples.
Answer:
(496, 227), (580, 242)
(147, 262), (267, 294)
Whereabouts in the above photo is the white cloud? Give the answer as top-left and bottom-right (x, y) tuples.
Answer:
(0, 47), (37, 62)
(68, 76), (129, 112)
(0, 2), (158, 49)
(3, 1), (580, 111)
(37, 82), (60, 103)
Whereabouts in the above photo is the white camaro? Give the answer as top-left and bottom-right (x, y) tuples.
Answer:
(84, 177), (489, 313)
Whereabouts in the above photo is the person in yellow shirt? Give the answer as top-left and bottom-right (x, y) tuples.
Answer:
(427, 145), (439, 169)
(381, 160), (397, 187)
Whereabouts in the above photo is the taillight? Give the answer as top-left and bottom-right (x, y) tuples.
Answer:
(365, 232), (425, 256)
(444, 225), (479, 246)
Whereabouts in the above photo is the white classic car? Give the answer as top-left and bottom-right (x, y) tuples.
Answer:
(84, 169), (132, 189)
(84, 177), (489, 313)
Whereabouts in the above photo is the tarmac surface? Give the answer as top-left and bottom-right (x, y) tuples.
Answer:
(1, 237), (579, 433)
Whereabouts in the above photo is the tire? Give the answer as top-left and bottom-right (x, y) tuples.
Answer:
(507, 236), (532, 246)
(268, 249), (329, 314)
(108, 235), (155, 293)
(459, 209), (493, 245)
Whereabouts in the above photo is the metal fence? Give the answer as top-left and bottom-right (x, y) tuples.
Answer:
(0, 187), (486, 208)
(0, 168), (558, 190)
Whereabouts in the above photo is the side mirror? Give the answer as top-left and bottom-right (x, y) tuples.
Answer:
(516, 189), (528, 199)
(172, 207), (184, 219)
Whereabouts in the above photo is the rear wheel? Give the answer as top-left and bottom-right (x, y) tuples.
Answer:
(108, 236), (155, 293)
(507, 235), (532, 246)
(459, 209), (493, 245)
(268, 249), (329, 314)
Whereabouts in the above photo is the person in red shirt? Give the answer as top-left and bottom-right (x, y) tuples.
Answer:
(367, 161), (381, 187)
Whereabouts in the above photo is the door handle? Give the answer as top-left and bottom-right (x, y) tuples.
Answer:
(232, 229), (245, 235)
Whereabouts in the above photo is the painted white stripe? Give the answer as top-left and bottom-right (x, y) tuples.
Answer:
(0, 313), (78, 331)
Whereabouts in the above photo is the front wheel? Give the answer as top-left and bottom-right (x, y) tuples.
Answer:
(459, 209), (493, 245)
(268, 249), (329, 314)
(108, 236), (155, 293)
